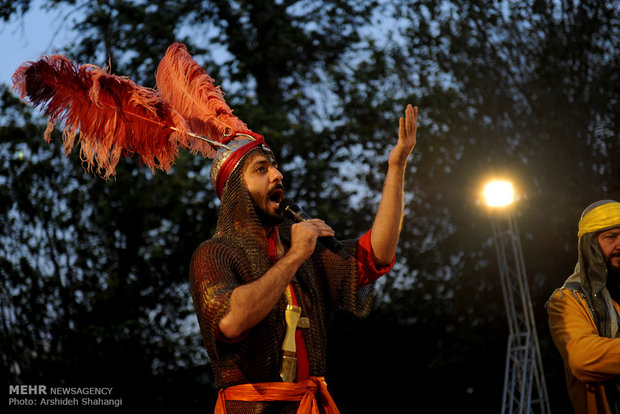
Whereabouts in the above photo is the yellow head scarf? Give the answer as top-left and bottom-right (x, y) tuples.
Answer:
(577, 200), (620, 238)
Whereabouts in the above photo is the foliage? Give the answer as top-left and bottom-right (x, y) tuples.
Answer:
(1, 0), (380, 410)
(328, 0), (620, 411)
(0, 82), (217, 409)
(2, 0), (620, 412)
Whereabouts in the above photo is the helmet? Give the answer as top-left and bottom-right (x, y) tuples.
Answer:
(210, 132), (272, 199)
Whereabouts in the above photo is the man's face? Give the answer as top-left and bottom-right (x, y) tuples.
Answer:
(242, 152), (285, 227)
(597, 227), (620, 274)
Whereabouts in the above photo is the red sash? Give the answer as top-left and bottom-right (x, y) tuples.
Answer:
(214, 376), (340, 414)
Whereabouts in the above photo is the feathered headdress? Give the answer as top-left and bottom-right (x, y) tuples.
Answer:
(156, 42), (268, 198)
(12, 43), (266, 194)
(12, 44), (246, 178)
(155, 42), (250, 158)
(13, 55), (185, 178)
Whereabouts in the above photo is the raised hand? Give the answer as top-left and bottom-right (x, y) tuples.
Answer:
(389, 104), (418, 167)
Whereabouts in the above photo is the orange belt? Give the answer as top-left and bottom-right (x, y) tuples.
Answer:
(214, 376), (340, 414)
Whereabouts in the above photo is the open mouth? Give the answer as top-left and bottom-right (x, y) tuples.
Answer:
(268, 188), (284, 208)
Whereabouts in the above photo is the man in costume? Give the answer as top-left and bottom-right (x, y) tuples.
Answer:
(547, 199), (620, 414)
(10, 42), (414, 412)
(189, 104), (418, 413)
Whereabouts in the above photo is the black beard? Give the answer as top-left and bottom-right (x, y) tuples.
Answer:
(606, 256), (620, 303)
(255, 205), (284, 227)
(607, 252), (620, 273)
(252, 183), (285, 228)
(608, 266), (620, 284)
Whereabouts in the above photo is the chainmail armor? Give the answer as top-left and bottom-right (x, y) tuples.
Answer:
(189, 148), (374, 413)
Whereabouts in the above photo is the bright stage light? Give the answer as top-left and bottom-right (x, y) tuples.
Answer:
(482, 179), (515, 208)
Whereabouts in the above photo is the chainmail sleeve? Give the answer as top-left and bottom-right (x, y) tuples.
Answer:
(314, 239), (375, 318)
(278, 220), (374, 320)
(189, 240), (242, 362)
(190, 239), (295, 411)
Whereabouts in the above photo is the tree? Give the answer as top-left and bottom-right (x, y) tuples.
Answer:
(1, 0), (385, 410)
(326, 0), (620, 411)
(4, 0), (619, 411)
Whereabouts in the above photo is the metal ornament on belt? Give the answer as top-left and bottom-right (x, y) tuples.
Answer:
(280, 304), (301, 382)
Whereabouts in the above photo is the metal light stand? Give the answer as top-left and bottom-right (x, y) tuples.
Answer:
(490, 209), (551, 414)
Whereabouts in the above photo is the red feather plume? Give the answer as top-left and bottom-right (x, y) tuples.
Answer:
(12, 55), (190, 179)
(155, 42), (249, 158)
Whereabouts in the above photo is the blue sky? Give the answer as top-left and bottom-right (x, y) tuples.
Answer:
(0, 4), (73, 87)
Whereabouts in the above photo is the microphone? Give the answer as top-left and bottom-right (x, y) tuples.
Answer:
(279, 199), (350, 260)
